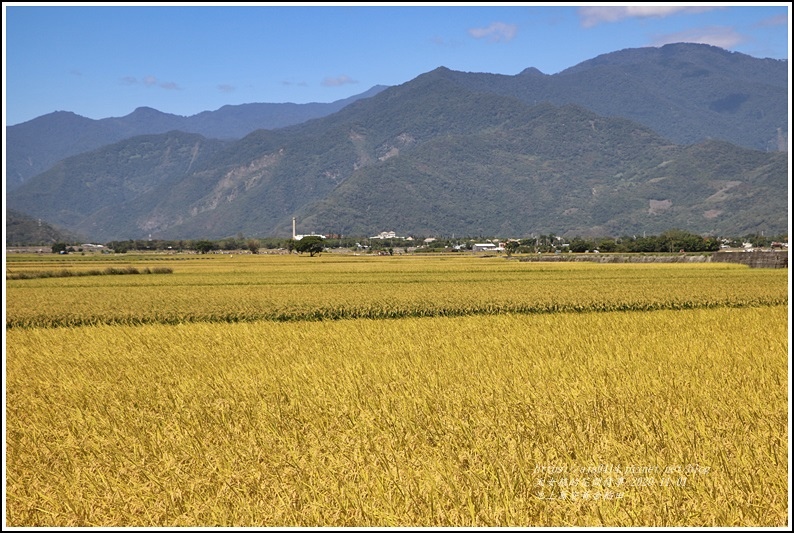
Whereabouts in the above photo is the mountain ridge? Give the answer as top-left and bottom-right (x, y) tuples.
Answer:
(8, 73), (786, 242)
(5, 43), (789, 243)
(5, 85), (389, 189)
(6, 44), (787, 193)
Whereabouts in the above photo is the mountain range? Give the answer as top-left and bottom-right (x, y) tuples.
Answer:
(5, 85), (388, 190)
(5, 43), (789, 243)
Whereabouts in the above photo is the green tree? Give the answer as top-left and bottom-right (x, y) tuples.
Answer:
(596, 238), (617, 253)
(660, 229), (704, 253)
(702, 237), (721, 252)
(504, 241), (520, 257)
(194, 240), (217, 254)
(294, 236), (325, 257)
(51, 242), (68, 254)
(568, 237), (593, 253)
(246, 239), (260, 254)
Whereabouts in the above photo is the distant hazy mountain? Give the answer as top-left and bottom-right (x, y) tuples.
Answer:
(430, 43), (787, 152)
(4, 85), (389, 190)
(8, 48), (787, 242)
(6, 43), (787, 199)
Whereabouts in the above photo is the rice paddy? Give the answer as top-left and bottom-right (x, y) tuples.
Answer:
(4, 253), (789, 526)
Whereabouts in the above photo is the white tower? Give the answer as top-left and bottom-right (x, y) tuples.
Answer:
(292, 217), (296, 240)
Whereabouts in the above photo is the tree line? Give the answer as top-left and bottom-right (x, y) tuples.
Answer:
(52, 229), (785, 255)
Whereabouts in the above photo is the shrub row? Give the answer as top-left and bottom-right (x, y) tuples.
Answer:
(6, 266), (173, 280)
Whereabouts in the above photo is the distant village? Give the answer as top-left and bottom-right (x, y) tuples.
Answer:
(5, 217), (788, 259)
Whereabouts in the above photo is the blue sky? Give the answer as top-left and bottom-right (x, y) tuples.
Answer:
(3, 2), (790, 126)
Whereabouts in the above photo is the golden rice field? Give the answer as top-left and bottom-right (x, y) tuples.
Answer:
(4, 253), (790, 527)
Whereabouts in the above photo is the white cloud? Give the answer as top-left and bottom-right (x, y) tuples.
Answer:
(468, 21), (517, 42)
(579, 6), (718, 28)
(650, 26), (745, 50)
(430, 35), (464, 48)
(756, 13), (787, 27)
(121, 75), (180, 90)
(322, 75), (358, 87)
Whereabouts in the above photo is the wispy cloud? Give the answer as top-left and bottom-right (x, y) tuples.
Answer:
(120, 75), (182, 90)
(755, 13), (787, 27)
(282, 80), (308, 87)
(322, 75), (358, 87)
(650, 26), (745, 50)
(218, 84), (235, 93)
(69, 69), (83, 77)
(579, 6), (719, 28)
(430, 35), (464, 48)
(468, 22), (517, 42)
